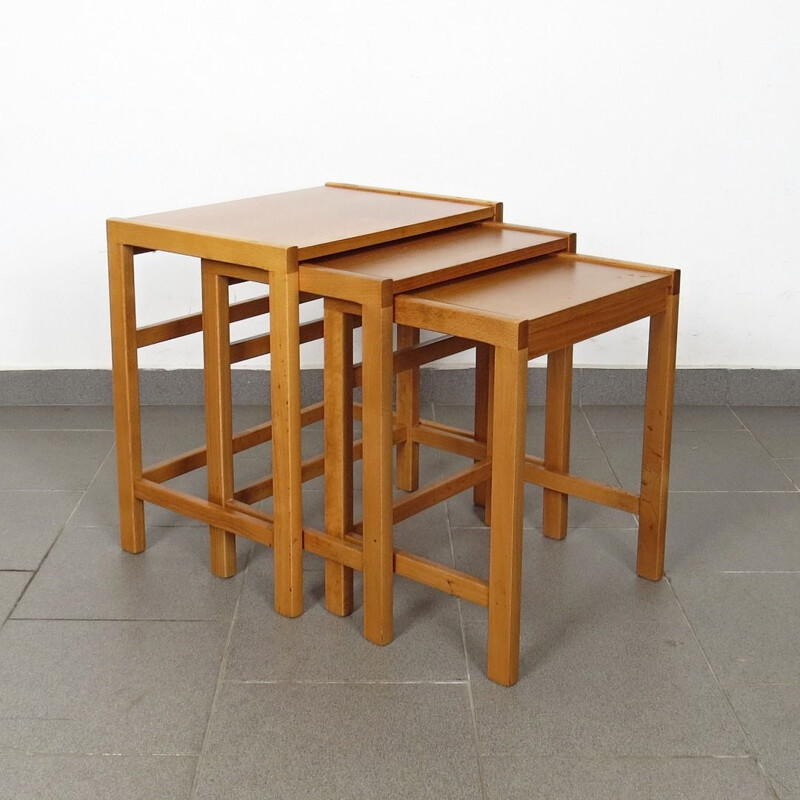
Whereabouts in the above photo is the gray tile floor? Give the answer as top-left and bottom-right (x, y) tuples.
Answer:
(0, 404), (798, 799)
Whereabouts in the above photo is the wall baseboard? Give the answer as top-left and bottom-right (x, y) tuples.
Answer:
(1, 368), (798, 406)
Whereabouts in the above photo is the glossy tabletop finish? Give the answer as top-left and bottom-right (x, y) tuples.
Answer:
(108, 184), (497, 266)
(302, 222), (570, 293)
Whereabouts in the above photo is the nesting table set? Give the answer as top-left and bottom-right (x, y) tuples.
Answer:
(107, 184), (679, 686)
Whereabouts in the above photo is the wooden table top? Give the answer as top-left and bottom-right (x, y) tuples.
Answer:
(394, 253), (679, 351)
(401, 254), (676, 323)
(109, 184), (496, 263)
(302, 222), (570, 294)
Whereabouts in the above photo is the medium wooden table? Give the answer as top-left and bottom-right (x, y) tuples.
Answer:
(106, 183), (497, 618)
(299, 221), (574, 644)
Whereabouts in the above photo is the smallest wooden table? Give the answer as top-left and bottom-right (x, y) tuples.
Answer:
(321, 244), (678, 685)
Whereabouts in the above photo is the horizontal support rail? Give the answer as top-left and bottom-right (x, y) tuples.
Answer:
(354, 461), (491, 533)
(524, 461), (640, 514)
(142, 401), (325, 483)
(303, 527), (489, 607)
(136, 291), (318, 348)
(411, 423), (486, 460)
(303, 528), (364, 571)
(134, 479), (273, 545)
(230, 317), (325, 363)
(352, 335), (474, 388)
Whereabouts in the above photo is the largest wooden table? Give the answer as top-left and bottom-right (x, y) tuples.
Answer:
(106, 183), (499, 618)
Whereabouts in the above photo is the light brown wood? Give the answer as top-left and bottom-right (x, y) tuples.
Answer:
(142, 402), (325, 484)
(637, 292), (679, 580)
(411, 424), (485, 460)
(108, 238), (145, 553)
(486, 346), (527, 687)
(542, 346), (573, 540)
(229, 317), (324, 363)
(268, 263), (305, 618)
(134, 479), (272, 546)
(396, 325), (420, 492)
(325, 181), (501, 212)
(136, 294), (271, 348)
(393, 549), (489, 607)
(360, 299), (395, 645)
(304, 222), (570, 293)
(388, 462), (491, 527)
(112, 185), (495, 265)
(524, 460), (640, 515)
(473, 343), (491, 508)
(352, 334), (473, 388)
(324, 305), (355, 616)
(201, 264), (237, 577)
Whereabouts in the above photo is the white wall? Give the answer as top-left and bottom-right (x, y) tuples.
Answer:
(1, 0), (798, 370)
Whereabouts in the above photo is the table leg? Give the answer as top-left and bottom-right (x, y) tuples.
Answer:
(324, 303), (355, 616)
(201, 263), (237, 577)
(108, 240), (145, 553)
(396, 324), (420, 492)
(473, 343), (492, 508)
(637, 293), (679, 580)
(486, 345), (527, 687)
(361, 300), (394, 645)
(269, 267), (304, 617)
(543, 346), (573, 540)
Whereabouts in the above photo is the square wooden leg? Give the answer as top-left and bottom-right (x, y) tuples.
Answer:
(269, 267), (304, 618)
(473, 343), (492, 509)
(361, 300), (394, 645)
(108, 240), (146, 554)
(324, 303), (355, 616)
(486, 345), (527, 687)
(201, 263), (237, 578)
(542, 346), (573, 540)
(396, 324), (420, 492)
(637, 293), (679, 580)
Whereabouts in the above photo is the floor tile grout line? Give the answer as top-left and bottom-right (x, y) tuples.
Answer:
(436, 409), (488, 800)
(728, 407), (800, 491)
(0, 751), (202, 759)
(664, 574), (777, 793)
(579, 405), (640, 527)
(188, 554), (250, 800)
(220, 679), (471, 686)
(1, 441), (116, 632)
(666, 578), (782, 800)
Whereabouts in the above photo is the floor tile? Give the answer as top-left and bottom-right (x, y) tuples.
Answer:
(665, 492), (800, 572)
(728, 684), (800, 800)
(451, 528), (686, 627)
(225, 544), (466, 683)
(0, 572), (31, 622)
(0, 620), (227, 754)
(467, 620), (746, 757)
(0, 431), (114, 490)
(195, 683), (481, 800)
(583, 404), (744, 432)
(0, 406), (115, 430)
(446, 460), (636, 529)
(434, 404), (603, 459)
(70, 454), (205, 528)
(0, 755), (195, 800)
(482, 755), (774, 800)
(671, 573), (800, 685)
(12, 526), (249, 621)
(597, 429), (795, 492)
(733, 406), (800, 458)
(0, 491), (82, 570)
